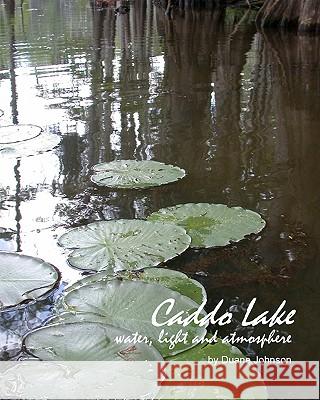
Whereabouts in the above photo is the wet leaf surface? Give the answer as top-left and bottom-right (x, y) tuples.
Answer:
(91, 160), (185, 189)
(59, 279), (207, 357)
(0, 125), (42, 145)
(64, 267), (206, 305)
(0, 131), (60, 159)
(148, 203), (266, 248)
(24, 322), (163, 361)
(0, 252), (60, 310)
(58, 219), (191, 272)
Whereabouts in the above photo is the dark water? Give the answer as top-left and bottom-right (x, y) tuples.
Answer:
(0, 0), (319, 361)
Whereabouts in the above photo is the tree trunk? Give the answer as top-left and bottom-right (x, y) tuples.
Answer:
(257, 0), (320, 33)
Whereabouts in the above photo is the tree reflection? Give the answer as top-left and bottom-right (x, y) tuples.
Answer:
(3, 0), (22, 252)
(4, 0), (18, 124)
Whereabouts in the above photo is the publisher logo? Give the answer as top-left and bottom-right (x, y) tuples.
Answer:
(157, 361), (319, 399)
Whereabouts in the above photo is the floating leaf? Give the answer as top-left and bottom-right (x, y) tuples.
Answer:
(148, 203), (266, 248)
(58, 220), (191, 272)
(91, 160), (185, 189)
(46, 312), (107, 325)
(0, 130), (60, 159)
(167, 337), (244, 361)
(60, 279), (207, 357)
(0, 124), (42, 145)
(24, 322), (162, 361)
(0, 252), (60, 310)
(64, 268), (206, 305)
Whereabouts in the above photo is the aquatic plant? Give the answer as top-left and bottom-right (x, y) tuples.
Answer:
(56, 278), (206, 357)
(58, 219), (191, 272)
(90, 160), (185, 189)
(2, 158), (266, 362)
(0, 252), (59, 310)
(0, 124), (42, 145)
(63, 267), (206, 305)
(24, 322), (162, 361)
(0, 125), (60, 159)
(148, 203), (266, 248)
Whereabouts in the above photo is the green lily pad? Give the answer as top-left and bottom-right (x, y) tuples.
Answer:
(91, 160), (185, 189)
(60, 279), (207, 357)
(0, 130), (60, 159)
(0, 124), (42, 145)
(63, 268), (206, 305)
(24, 322), (162, 361)
(46, 312), (107, 325)
(148, 203), (266, 248)
(0, 252), (60, 310)
(167, 337), (244, 361)
(58, 220), (191, 272)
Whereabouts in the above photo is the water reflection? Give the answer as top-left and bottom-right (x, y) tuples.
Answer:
(0, 0), (319, 360)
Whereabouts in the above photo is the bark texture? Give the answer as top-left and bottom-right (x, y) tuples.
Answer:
(257, 0), (320, 33)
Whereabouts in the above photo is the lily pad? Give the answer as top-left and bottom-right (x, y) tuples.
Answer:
(91, 160), (185, 189)
(58, 220), (191, 272)
(60, 279), (207, 357)
(148, 203), (266, 248)
(0, 131), (60, 159)
(24, 322), (162, 361)
(64, 268), (206, 305)
(46, 312), (107, 325)
(0, 252), (60, 310)
(0, 124), (42, 145)
(168, 337), (244, 361)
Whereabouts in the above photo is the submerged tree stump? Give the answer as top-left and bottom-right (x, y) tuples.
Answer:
(257, 0), (320, 33)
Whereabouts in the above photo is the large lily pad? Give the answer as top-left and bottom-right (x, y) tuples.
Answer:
(46, 312), (108, 325)
(60, 279), (207, 357)
(0, 129), (60, 159)
(0, 252), (60, 310)
(91, 160), (185, 189)
(24, 322), (162, 361)
(58, 220), (191, 272)
(0, 124), (42, 145)
(64, 268), (206, 305)
(148, 203), (266, 248)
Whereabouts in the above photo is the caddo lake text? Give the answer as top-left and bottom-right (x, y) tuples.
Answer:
(114, 297), (295, 350)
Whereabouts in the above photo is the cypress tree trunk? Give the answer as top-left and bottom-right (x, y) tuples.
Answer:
(257, 0), (320, 33)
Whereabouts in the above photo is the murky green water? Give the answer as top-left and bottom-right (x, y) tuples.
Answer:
(0, 0), (319, 360)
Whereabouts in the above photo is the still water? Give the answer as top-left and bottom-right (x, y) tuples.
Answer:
(0, 0), (319, 360)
